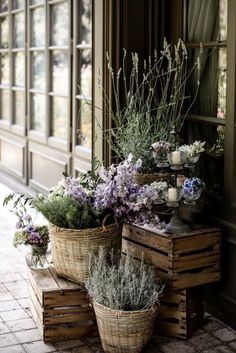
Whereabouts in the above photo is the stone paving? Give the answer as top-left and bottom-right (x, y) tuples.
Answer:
(0, 182), (236, 353)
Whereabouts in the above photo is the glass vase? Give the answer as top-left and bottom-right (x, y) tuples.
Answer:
(25, 245), (49, 269)
(184, 153), (200, 168)
(183, 188), (203, 205)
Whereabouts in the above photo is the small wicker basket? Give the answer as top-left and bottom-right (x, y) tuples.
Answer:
(49, 220), (122, 284)
(93, 301), (158, 353)
(133, 172), (170, 185)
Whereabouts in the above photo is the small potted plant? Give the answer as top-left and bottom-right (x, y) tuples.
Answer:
(86, 248), (164, 353)
(4, 195), (49, 269)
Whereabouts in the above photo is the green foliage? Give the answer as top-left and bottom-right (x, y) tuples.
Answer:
(33, 195), (105, 229)
(100, 40), (201, 173)
(86, 248), (164, 311)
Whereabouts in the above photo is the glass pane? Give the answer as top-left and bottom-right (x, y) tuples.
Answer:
(186, 0), (227, 42)
(13, 91), (24, 125)
(30, 0), (42, 4)
(217, 48), (227, 119)
(78, 100), (91, 149)
(51, 2), (68, 46)
(32, 51), (45, 90)
(13, 0), (24, 9)
(187, 48), (226, 118)
(52, 96), (68, 139)
(0, 89), (10, 120)
(79, 49), (92, 97)
(219, 0), (227, 41)
(52, 51), (68, 94)
(80, 0), (92, 44)
(13, 12), (25, 48)
(31, 93), (45, 132)
(14, 52), (25, 87)
(32, 7), (45, 47)
(1, 53), (9, 84)
(0, 16), (9, 49)
(0, 0), (8, 12)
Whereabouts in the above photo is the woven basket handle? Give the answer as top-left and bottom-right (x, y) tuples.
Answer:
(102, 214), (119, 231)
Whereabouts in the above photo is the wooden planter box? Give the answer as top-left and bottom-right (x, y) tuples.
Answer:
(28, 266), (97, 342)
(122, 223), (221, 290)
(155, 287), (204, 339)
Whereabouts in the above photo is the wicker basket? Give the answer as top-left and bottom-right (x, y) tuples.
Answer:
(93, 301), (158, 353)
(49, 220), (122, 284)
(133, 172), (170, 185)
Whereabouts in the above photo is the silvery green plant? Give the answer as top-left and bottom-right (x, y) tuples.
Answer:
(86, 248), (164, 311)
(99, 39), (201, 173)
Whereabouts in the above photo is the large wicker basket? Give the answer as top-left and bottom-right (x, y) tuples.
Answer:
(49, 221), (122, 284)
(93, 301), (158, 353)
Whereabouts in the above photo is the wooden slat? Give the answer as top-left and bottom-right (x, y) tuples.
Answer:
(173, 233), (221, 253)
(159, 305), (186, 320)
(122, 239), (170, 269)
(49, 266), (80, 290)
(30, 268), (60, 291)
(28, 283), (43, 323)
(44, 290), (90, 307)
(28, 268), (44, 306)
(44, 311), (95, 325)
(29, 298), (44, 338)
(44, 325), (97, 342)
(155, 321), (187, 338)
(173, 253), (220, 271)
(122, 224), (171, 252)
(173, 268), (221, 289)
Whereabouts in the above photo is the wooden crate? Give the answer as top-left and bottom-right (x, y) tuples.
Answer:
(28, 266), (97, 342)
(122, 223), (221, 290)
(155, 287), (204, 339)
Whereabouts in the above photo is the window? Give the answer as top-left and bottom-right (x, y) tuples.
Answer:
(0, 0), (94, 188)
(183, 0), (227, 195)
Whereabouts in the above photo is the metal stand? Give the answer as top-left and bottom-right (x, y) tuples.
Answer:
(165, 208), (190, 234)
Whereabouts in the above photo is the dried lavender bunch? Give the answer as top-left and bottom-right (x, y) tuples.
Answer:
(99, 39), (201, 173)
(86, 248), (164, 311)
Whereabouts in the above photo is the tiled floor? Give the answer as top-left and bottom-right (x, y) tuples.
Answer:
(0, 182), (236, 353)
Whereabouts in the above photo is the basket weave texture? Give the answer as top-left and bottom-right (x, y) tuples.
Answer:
(93, 301), (158, 353)
(49, 222), (122, 284)
(133, 173), (170, 185)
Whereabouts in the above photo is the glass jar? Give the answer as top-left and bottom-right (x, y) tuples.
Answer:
(164, 186), (183, 207)
(25, 245), (49, 269)
(183, 188), (203, 205)
(184, 153), (200, 168)
(168, 150), (186, 170)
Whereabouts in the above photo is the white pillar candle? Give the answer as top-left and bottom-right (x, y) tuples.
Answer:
(168, 188), (178, 202)
(172, 150), (181, 164)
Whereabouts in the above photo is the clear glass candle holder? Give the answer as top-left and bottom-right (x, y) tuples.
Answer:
(165, 186), (183, 207)
(152, 150), (169, 168)
(184, 153), (200, 168)
(168, 150), (186, 170)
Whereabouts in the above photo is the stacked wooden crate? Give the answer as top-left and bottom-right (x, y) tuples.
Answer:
(122, 223), (221, 339)
(28, 266), (97, 342)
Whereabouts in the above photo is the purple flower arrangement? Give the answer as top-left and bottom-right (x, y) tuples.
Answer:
(94, 155), (163, 226)
(13, 210), (49, 248)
